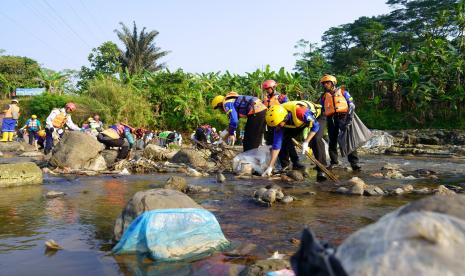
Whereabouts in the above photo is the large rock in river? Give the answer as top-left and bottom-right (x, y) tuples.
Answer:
(336, 195), (465, 276)
(49, 132), (105, 170)
(0, 162), (43, 188)
(101, 149), (118, 168)
(143, 144), (177, 161)
(113, 188), (202, 241)
(171, 148), (207, 168)
(0, 141), (25, 152)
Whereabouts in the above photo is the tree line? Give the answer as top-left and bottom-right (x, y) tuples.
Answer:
(1, 0), (464, 130)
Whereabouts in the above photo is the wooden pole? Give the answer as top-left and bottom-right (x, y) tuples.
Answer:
(292, 138), (339, 182)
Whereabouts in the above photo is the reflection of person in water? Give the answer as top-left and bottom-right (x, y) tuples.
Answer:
(103, 180), (127, 207)
(45, 198), (78, 223)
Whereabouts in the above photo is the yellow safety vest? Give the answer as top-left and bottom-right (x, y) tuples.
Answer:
(281, 101), (321, 128)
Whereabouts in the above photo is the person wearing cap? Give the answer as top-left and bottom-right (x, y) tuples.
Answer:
(21, 114), (41, 146)
(211, 91), (267, 152)
(319, 74), (361, 171)
(44, 102), (81, 154)
(97, 123), (135, 160)
(86, 117), (103, 137)
(36, 129), (46, 150)
(261, 100), (327, 181)
(1, 98), (20, 142)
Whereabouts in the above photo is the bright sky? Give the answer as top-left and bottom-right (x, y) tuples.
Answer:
(0, 0), (392, 73)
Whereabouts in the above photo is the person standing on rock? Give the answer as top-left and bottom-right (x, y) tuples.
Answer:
(44, 102), (81, 154)
(262, 80), (289, 146)
(319, 74), (361, 171)
(20, 114), (41, 146)
(0, 98), (20, 142)
(211, 91), (267, 152)
(262, 100), (328, 181)
(97, 123), (135, 160)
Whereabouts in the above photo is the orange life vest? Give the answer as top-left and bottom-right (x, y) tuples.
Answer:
(263, 93), (281, 108)
(52, 111), (68, 128)
(323, 88), (349, 117)
(223, 92), (266, 117)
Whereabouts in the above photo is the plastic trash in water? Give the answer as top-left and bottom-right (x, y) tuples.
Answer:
(119, 168), (130, 175)
(112, 208), (230, 261)
(232, 145), (271, 174)
(268, 251), (286, 260)
(267, 269), (295, 276)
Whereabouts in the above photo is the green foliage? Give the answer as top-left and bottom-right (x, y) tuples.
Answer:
(78, 41), (122, 90)
(21, 93), (104, 126)
(84, 78), (154, 127)
(28, 93), (67, 119)
(36, 69), (69, 95)
(295, 0), (465, 129)
(0, 56), (40, 97)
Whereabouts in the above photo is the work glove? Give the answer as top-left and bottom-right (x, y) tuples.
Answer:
(262, 166), (273, 177)
(301, 142), (309, 155)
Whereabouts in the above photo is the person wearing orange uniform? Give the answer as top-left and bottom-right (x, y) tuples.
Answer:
(211, 92), (267, 152)
(319, 74), (360, 171)
(262, 79), (288, 146)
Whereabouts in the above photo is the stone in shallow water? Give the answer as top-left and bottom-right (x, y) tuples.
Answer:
(45, 191), (65, 198)
(393, 188), (404, 195)
(364, 185), (384, 196)
(0, 162), (43, 188)
(336, 187), (349, 194)
(435, 185), (456, 196)
(216, 173), (226, 183)
(281, 196), (294, 204)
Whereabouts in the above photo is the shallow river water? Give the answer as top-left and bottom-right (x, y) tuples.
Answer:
(0, 154), (464, 275)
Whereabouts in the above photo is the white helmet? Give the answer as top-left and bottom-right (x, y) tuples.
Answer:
(212, 127), (217, 132)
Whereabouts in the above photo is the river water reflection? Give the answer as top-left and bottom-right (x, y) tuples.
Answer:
(0, 155), (464, 275)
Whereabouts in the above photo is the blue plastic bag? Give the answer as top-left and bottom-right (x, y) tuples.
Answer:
(112, 208), (230, 261)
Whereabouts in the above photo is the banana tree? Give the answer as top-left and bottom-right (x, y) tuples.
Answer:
(370, 44), (408, 111)
(37, 69), (69, 95)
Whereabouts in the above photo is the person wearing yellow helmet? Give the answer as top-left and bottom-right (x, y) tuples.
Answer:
(262, 101), (327, 181)
(20, 114), (42, 146)
(211, 91), (267, 152)
(319, 74), (360, 171)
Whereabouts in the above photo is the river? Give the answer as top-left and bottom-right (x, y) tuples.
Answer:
(0, 154), (464, 275)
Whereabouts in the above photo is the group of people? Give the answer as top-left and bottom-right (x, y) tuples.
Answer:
(2, 73), (359, 177)
(211, 74), (361, 181)
(0, 101), (149, 161)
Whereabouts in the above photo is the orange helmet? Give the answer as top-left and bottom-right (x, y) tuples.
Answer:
(65, 102), (77, 112)
(320, 74), (337, 85)
(262, 80), (277, 90)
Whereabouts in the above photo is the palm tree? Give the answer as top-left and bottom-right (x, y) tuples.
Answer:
(36, 69), (69, 95)
(115, 21), (169, 75)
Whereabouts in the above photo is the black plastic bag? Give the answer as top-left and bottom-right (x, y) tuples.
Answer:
(338, 113), (372, 157)
(291, 228), (348, 276)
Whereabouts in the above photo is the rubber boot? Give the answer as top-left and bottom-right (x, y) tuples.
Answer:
(316, 171), (327, 182)
(0, 132), (8, 142)
(7, 132), (14, 142)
